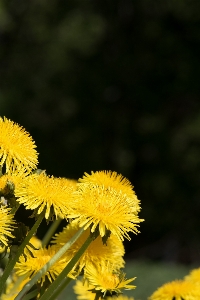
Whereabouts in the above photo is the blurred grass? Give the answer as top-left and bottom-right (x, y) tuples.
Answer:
(58, 260), (195, 300)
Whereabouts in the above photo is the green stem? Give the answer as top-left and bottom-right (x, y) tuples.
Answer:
(10, 202), (20, 215)
(48, 277), (72, 300)
(42, 218), (62, 248)
(15, 227), (85, 300)
(22, 289), (38, 300)
(39, 234), (94, 300)
(94, 294), (101, 300)
(0, 211), (45, 296)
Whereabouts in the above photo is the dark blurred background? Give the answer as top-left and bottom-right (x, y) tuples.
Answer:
(1, 0), (200, 265)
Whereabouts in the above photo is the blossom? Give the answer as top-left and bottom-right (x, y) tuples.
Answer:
(84, 262), (136, 295)
(51, 220), (125, 272)
(0, 117), (38, 173)
(148, 280), (200, 300)
(0, 204), (15, 246)
(73, 280), (96, 300)
(73, 280), (135, 300)
(15, 245), (68, 285)
(69, 171), (143, 241)
(1, 275), (30, 300)
(15, 173), (77, 219)
(0, 167), (28, 193)
(184, 268), (200, 285)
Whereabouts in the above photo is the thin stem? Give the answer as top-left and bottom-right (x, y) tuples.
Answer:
(39, 234), (94, 300)
(15, 227), (85, 300)
(94, 294), (101, 300)
(48, 277), (72, 300)
(22, 289), (38, 300)
(0, 211), (45, 296)
(42, 218), (62, 248)
(10, 202), (20, 215)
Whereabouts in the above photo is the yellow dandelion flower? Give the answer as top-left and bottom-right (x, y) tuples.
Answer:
(79, 171), (136, 198)
(15, 245), (68, 285)
(51, 220), (125, 272)
(0, 117), (38, 173)
(0, 167), (28, 193)
(2, 275), (30, 300)
(73, 279), (96, 300)
(69, 171), (143, 241)
(0, 205), (15, 246)
(73, 280), (135, 300)
(148, 280), (200, 300)
(185, 268), (200, 285)
(15, 173), (76, 219)
(84, 262), (136, 295)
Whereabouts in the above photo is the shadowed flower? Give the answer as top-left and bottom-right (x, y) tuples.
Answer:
(2, 275), (30, 300)
(73, 280), (96, 300)
(15, 245), (68, 285)
(84, 262), (136, 296)
(69, 171), (143, 241)
(185, 268), (200, 285)
(0, 167), (28, 193)
(73, 280), (135, 300)
(148, 280), (200, 300)
(51, 220), (125, 272)
(15, 173), (77, 219)
(0, 117), (38, 173)
(0, 204), (15, 246)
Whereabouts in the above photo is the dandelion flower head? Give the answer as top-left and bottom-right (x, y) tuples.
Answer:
(15, 173), (76, 219)
(84, 262), (136, 295)
(185, 268), (200, 285)
(73, 280), (96, 300)
(0, 117), (38, 173)
(69, 171), (143, 241)
(0, 204), (15, 246)
(0, 167), (28, 193)
(15, 246), (68, 285)
(51, 219), (125, 272)
(148, 279), (200, 300)
(1, 275), (30, 300)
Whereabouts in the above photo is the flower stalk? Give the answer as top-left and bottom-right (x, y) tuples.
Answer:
(14, 227), (85, 300)
(0, 211), (45, 296)
(41, 217), (62, 247)
(47, 277), (72, 300)
(39, 233), (94, 300)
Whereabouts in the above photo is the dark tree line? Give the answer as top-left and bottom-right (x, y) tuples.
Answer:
(1, 0), (200, 264)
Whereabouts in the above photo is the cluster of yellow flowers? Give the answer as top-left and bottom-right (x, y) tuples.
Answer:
(1, 116), (199, 300)
(0, 117), (143, 300)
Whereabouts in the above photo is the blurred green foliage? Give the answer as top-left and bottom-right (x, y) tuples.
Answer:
(0, 0), (200, 263)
